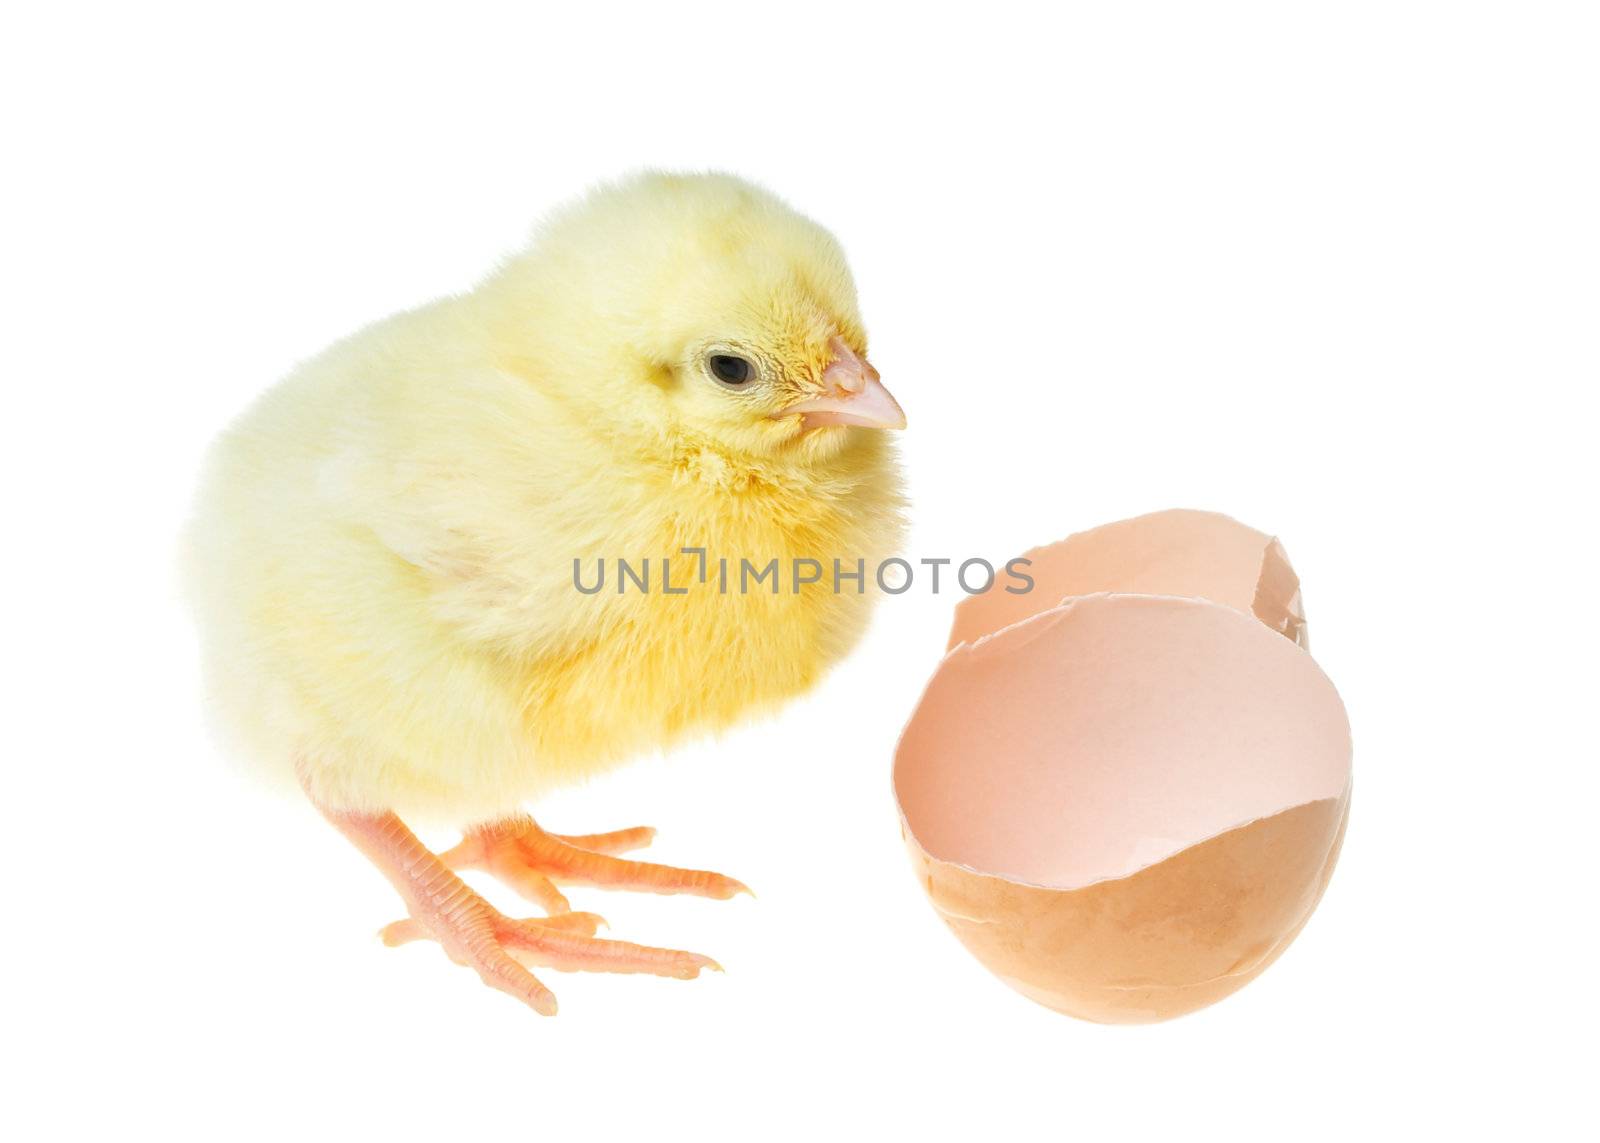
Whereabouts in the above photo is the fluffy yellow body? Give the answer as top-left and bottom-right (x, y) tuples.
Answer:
(186, 175), (905, 825)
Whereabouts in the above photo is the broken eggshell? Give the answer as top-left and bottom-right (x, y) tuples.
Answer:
(948, 508), (1309, 651)
(894, 512), (1351, 1023)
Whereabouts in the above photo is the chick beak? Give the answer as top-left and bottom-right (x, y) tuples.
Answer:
(777, 336), (907, 430)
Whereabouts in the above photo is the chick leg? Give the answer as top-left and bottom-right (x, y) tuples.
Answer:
(443, 815), (752, 901)
(321, 806), (720, 1016)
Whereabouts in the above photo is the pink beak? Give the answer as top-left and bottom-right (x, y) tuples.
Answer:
(777, 336), (907, 430)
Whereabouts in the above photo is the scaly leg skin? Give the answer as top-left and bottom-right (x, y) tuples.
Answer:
(441, 815), (752, 910)
(320, 806), (722, 1016)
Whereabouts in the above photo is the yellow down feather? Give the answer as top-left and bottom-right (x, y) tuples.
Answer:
(185, 172), (906, 825)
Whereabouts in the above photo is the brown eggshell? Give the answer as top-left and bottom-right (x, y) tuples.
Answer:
(904, 790), (1349, 1024)
(949, 508), (1307, 651)
(895, 591), (1351, 1023)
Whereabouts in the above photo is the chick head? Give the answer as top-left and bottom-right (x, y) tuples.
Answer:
(488, 171), (904, 464)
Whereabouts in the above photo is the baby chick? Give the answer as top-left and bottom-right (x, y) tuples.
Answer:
(185, 172), (906, 1014)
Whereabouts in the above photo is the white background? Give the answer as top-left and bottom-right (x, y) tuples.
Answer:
(5, 3), (1597, 1139)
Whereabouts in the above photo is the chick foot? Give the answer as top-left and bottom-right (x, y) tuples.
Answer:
(322, 807), (719, 1015)
(443, 815), (751, 907)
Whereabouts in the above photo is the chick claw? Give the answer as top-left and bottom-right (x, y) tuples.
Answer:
(384, 904), (721, 999)
(442, 815), (752, 905)
(322, 807), (724, 1016)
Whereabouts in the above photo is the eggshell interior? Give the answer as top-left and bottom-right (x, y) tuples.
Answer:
(899, 595), (1349, 888)
(948, 508), (1307, 651)
(895, 514), (1351, 1023)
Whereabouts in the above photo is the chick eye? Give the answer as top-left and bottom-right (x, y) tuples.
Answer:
(708, 354), (754, 386)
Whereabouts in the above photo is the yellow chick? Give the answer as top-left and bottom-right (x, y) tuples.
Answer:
(185, 172), (907, 1014)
